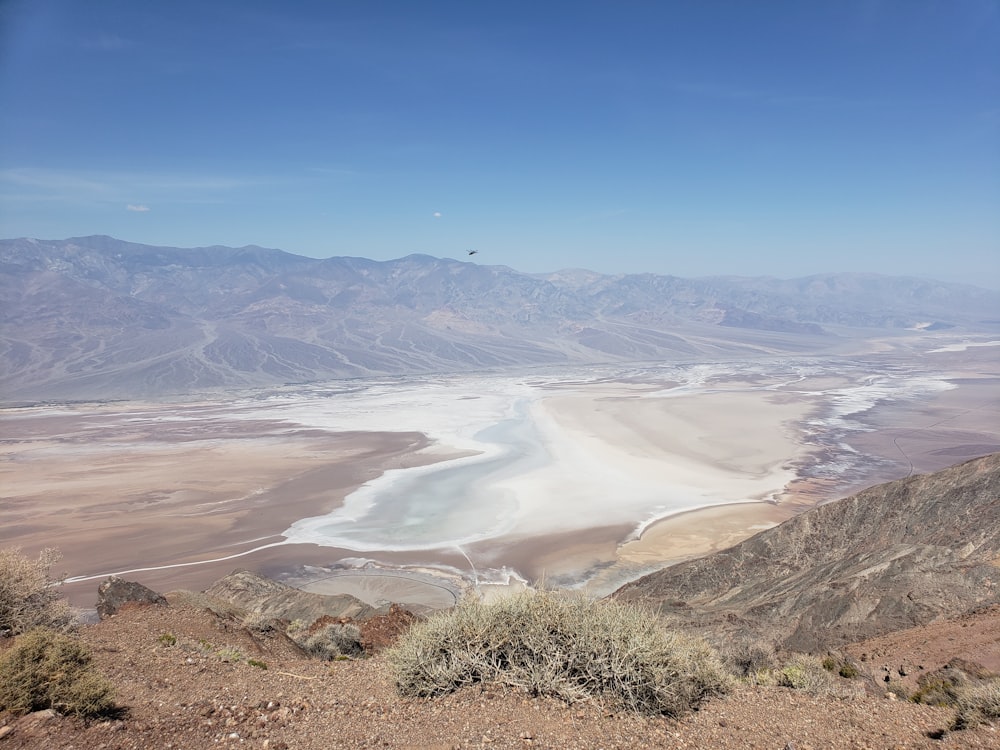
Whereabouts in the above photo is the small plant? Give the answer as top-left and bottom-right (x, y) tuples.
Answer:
(0, 628), (116, 718)
(157, 633), (177, 646)
(216, 647), (243, 663)
(911, 678), (959, 706)
(242, 612), (275, 634)
(819, 653), (858, 678)
(839, 662), (859, 679)
(293, 623), (364, 660)
(777, 654), (838, 695)
(0, 547), (72, 636)
(247, 659), (268, 670)
(720, 637), (777, 680)
(885, 680), (910, 701)
(386, 591), (730, 716)
(953, 678), (1000, 730)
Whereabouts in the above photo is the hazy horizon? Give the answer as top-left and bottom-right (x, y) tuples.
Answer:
(2, 1), (998, 288)
(9, 232), (1000, 291)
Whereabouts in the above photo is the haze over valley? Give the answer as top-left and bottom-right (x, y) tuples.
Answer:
(2, 235), (998, 606)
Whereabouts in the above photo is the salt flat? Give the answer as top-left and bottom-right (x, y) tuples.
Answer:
(2, 339), (997, 608)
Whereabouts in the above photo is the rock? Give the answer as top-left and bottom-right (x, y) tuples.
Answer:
(96, 576), (168, 619)
(14, 709), (59, 738)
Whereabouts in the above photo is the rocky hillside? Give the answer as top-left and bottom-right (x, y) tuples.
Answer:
(1, 586), (998, 747)
(614, 452), (1000, 653)
(3, 235), (999, 402)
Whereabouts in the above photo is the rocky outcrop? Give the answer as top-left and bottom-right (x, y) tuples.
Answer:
(204, 569), (382, 625)
(96, 576), (168, 619)
(614, 453), (1000, 653)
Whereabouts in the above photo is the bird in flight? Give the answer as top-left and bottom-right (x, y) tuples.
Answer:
(467, 249), (478, 256)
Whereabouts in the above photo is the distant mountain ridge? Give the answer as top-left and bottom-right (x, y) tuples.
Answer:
(2, 235), (998, 402)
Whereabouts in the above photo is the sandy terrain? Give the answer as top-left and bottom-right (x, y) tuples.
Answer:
(2, 353), (998, 610)
(0, 402), (466, 606)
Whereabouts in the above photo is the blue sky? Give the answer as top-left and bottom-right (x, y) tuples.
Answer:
(1, 1), (998, 286)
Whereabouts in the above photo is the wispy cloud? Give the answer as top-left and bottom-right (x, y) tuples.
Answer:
(126, 204), (150, 212)
(433, 211), (442, 218)
(0, 167), (271, 204)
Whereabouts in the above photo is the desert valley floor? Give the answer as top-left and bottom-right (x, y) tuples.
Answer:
(2, 337), (998, 612)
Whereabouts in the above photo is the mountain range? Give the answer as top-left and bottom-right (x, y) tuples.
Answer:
(3, 235), (998, 402)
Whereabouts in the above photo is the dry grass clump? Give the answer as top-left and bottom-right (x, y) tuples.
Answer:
(718, 636), (778, 684)
(775, 654), (838, 693)
(0, 628), (116, 718)
(386, 591), (730, 716)
(286, 619), (363, 659)
(0, 547), (72, 636)
(953, 678), (1000, 730)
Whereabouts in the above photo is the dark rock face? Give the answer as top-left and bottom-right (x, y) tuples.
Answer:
(613, 453), (1000, 653)
(95, 576), (168, 619)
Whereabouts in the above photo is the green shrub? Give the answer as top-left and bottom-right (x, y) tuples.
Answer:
(157, 633), (177, 646)
(777, 654), (838, 695)
(953, 678), (1000, 730)
(819, 653), (858, 679)
(247, 659), (268, 670)
(385, 591), (730, 716)
(0, 547), (72, 636)
(0, 628), (116, 718)
(839, 662), (859, 679)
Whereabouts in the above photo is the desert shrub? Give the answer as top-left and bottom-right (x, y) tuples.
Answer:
(953, 679), (1000, 730)
(0, 547), (72, 636)
(839, 662), (859, 679)
(290, 622), (363, 660)
(0, 628), (115, 718)
(885, 681), (910, 701)
(241, 612), (276, 634)
(912, 677), (960, 707)
(720, 636), (777, 680)
(819, 653), (858, 679)
(777, 654), (838, 695)
(157, 633), (177, 646)
(247, 659), (268, 670)
(385, 591), (730, 716)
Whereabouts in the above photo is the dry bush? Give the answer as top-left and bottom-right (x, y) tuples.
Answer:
(0, 628), (116, 718)
(953, 679), (1000, 730)
(776, 654), (841, 695)
(719, 636), (777, 681)
(291, 622), (363, 659)
(0, 547), (72, 637)
(386, 591), (730, 716)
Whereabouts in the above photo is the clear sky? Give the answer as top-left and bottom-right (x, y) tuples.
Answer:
(1, 0), (998, 286)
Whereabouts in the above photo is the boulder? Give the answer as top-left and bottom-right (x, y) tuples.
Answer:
(96, 576), (167, 619)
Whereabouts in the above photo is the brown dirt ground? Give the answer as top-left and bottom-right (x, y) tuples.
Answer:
(1, 596), (999, 750)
